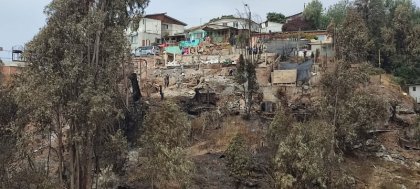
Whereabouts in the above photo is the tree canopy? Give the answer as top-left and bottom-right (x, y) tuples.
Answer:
(136, 101), (193, 188)
(303, 0), (324, 29)
(326, 0), (349, 27)
(337, 8), (373, 63)
(266, 12), (286, 23)
(10, 0), (150, 188)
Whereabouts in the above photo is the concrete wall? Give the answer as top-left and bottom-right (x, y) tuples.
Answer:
(130, 33), (161, 50)
(139, 18), (162, 35)
(409, 85), (420, 103)
(163, 23), (185, 36)
(261, 22), (283, 33)
(128, 18), (162, 50)
(310, 43), (335, 58)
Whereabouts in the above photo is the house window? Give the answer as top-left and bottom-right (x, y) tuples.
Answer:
(233, 22), (238, 28)
(223, 23), (228, 26)
(130, 34), (138, 44)
(413, 87), (417, 91)
(162, 24), (169, 30)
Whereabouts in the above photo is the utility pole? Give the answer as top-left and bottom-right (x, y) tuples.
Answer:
(245, 4), (252, 63)
(297, 28), (300, 51)
(297, 28), (301, 62)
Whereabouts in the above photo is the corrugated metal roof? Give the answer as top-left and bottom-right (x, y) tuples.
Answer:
(203, 24), (233, 30)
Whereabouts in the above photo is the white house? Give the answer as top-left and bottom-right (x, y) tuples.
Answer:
(208, 17), (260, 32)
(144, 13), (187, 36)
(127, 13), (187, 51)
(127, 17), (161, 50)
(408, 84), (420, 103)
(260, 21), (283, 33)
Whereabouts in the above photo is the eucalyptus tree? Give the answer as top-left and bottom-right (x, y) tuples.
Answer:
(17, 0), (149, 188)
(303, 0), (324, 29)
(136, 101), (193, 189)
(235, 54), (259, 119)
(336, 9), (373, 63)
(326, 0), (349, 27)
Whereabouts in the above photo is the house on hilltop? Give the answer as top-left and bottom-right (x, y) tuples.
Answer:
(207, 17), (260, 33)
(260, 21), (283, 33)
(184, 17), (261, 46)
(127, 13), (187, 50)
(185, 24), (239, 45)
(408, 84), (420, 103)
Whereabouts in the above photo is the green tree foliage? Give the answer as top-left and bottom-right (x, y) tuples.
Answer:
(226, 134), (251, 188)
(393, 3), (413, 54)
(14, 0), (150, 187)
(335, 92), (388, 149)
(245, 59), (259, 116)
(235, 54), (259, 118)
(319, 14), (331, 30)
(266, 12), (286, 23)
(267, 106), (294, 150)
(303, 0), (324, 29)
(413, 8), (420, 24)
(235, 55), (247, 85)
(97, 130), (129, 175)
(137, 101), (193, 188)
(407, 24), (420, 56)
(336, 9), (373, 63)
(332, 0), (420, 85)
(377, 1), (420, 84)
(355, 0), (386, 62)
(0, 87), (18, 187)
(381, 27), (397, 57)
(326, 0), (349, 27)
(320, 62), (388, 151)
(0, 85), (53, 188)
(274, 121), (337, 189)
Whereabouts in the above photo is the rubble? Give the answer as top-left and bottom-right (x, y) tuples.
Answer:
(127, 36), (420, 188)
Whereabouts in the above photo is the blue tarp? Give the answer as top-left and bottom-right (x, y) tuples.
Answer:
(165, 46), (182, 55)
(179, 39), (202, 48)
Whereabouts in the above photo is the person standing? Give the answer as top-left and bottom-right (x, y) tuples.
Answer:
(164, 74), (170, 88)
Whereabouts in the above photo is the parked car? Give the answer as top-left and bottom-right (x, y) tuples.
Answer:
(132, 46), (160, 56)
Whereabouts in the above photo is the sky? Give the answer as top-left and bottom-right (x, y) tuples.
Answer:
(1, 0), (419, 60)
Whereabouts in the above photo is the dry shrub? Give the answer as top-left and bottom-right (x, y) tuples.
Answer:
(190, 116), (206, 140)
(206, 116), (243, 151)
